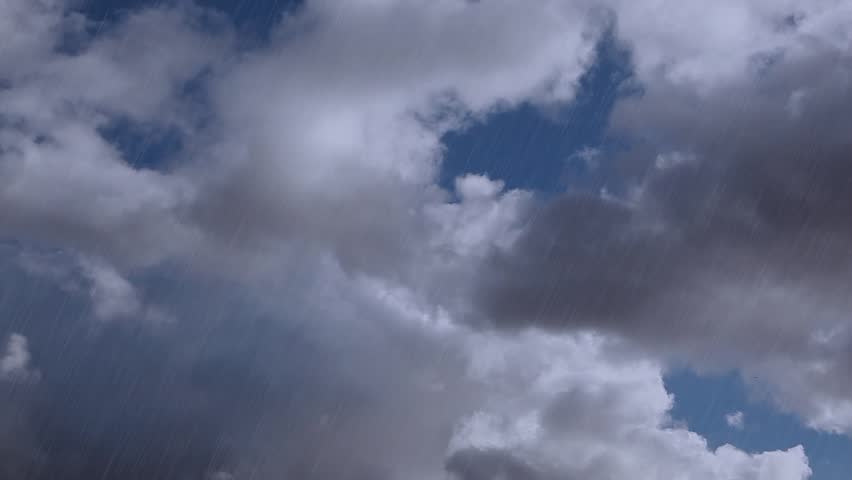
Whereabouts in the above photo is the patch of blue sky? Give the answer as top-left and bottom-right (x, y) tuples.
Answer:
(97, 117), (184, 171)
(439, 29), (635, 196)
(76, 0), (303, 39)
(71, 0), (304, 171)
(665, 369), (852, 480)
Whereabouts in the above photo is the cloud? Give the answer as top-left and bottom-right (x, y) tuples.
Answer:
(0, 0), (220, 268)
(606, 0), (852, 90)
(475, 6), (852, 434)
(177, 0), (606, 281)
(446, 448), (545, 480)
(0, 0), (602, 290)
(0, 329), (43, 477)
(14, 248), (170, 323)
(78, 257), (171, 323)
(446, 333), (810, 480)
(726, 411), (746, 430)
(0, 333), (39, 383)
(0, 0), (845, 478)
(0, 206), (813, 479)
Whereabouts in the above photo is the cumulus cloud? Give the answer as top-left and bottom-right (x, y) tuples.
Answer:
(0, 0), (219, 268)
(0, 0), (846, 478)
(447, 333), (810, 480)
(476, 2), (852, 435)
(0, 2), (601, 475)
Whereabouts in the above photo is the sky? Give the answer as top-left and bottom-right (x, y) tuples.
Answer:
(1, 0), (851, 479)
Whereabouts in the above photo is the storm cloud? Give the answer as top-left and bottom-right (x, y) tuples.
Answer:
(2, 0), (849, 478)
(477, 19), (852, 432)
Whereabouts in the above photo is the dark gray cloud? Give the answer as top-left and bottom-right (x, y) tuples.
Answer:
(446, 448), (547, 480)
(480, 41), (852, 329)
(476, 37), (852, 430)
(0, 254), (257, 478)
(0, 246), (484, 479)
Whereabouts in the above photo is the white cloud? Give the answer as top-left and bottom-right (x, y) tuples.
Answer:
(448, 332), (810, 480)
(608, 0), (852, 92)
(726, 411), (746, 430)
(0, 0), (63, 69)
(0, 1), (213, 269)
(78, 257), (171, 323)
(0, 334), (39, 384)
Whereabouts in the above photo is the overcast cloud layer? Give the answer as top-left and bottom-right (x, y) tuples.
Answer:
(1, 0), (850, 478)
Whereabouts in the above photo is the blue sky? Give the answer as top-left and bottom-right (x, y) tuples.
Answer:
(440, 30), (634, 195)
(666, 371), (852, 480)
(79, 0), (303, 35)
